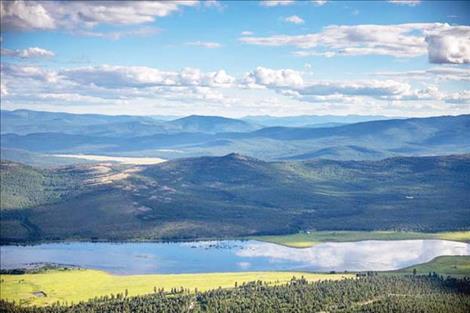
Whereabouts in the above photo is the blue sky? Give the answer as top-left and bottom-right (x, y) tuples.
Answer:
(1, 0), (469, 117)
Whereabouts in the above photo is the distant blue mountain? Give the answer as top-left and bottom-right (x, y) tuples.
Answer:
(1, 110), (259, 136)
(1, 110), (469, 162)
(242, 114), (401, 127)
(164, 115), (260, 133)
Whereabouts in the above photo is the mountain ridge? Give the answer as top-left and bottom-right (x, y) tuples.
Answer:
(1, 153), (469, 243)
(2, 114), (468, 162)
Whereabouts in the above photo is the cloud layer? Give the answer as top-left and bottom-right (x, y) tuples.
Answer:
(1, 47), (55, 58)
(240, 23), (470, 63)
(1, 1), (468, 116)
(0, 0), (198, 31)
(243, 66), (470, 105)
(3, 63), (468, 112)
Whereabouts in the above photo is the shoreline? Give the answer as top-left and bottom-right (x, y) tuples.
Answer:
(2, 230), (469, 247)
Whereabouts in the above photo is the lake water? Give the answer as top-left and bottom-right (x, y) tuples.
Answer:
(1, 240), (468, 275)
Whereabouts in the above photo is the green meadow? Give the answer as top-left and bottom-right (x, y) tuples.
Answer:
(251, 231), (470, 248)
(396, 256), (470, 277)
(0, 270), (352, 307)
(2, 254), (470, 307)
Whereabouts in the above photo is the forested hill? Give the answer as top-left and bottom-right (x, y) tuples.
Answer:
(1, 154), (469, 243)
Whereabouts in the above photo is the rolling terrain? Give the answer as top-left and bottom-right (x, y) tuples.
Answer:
(1, 111), (469, 162)
(1, 153), (469, 243)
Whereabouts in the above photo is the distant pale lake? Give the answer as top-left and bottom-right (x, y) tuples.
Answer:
(1, 240), (468, 275)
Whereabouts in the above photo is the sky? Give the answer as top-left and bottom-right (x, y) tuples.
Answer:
(1, 0), (469, 117)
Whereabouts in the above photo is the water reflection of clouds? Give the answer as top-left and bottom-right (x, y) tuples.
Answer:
(2, 240), (468, 274)
(238, 240), (470, 271)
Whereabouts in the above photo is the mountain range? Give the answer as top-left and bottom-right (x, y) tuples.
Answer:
(0, 110), (260, 136)
(1, 110), (469, 164)
(1, 110), (394, 135)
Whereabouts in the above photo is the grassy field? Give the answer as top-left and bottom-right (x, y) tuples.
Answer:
(0, 270), (352, 307)
(395, 256), (470, 277)
(1, 254), (469, 307)
(251, 231), (470, 248)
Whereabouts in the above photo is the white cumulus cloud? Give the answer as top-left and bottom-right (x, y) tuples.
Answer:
(284, 15), (304, 24)
(243, 67), (304, 88)
(1, 63), (59, 83)
(242, 66), (468, 105)
(60, 65), (234, 88)
(240, 23), (470, 62)
(260, 1), (295, 7)
(312, 0), (328, 6)
(388, 0), (421, 6)
(1, 47), (55, 58)
(186, 41), (222, 48)
(1, 0), (198, 31)
(1, 63), (238, 106)
(0, 0), (56, 30)
(425, 26), (470, 64)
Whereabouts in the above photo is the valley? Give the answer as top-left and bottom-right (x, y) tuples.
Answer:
(2, 1), (470, 311)
(2, 111), (468, 311)
(1, 110), (470, 313)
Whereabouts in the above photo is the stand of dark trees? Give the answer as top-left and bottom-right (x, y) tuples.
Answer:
(1, 274), (469, 313)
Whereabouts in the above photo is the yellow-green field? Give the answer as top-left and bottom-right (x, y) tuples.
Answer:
(0, 270), (352, 307)
(251, 231), (470, 248)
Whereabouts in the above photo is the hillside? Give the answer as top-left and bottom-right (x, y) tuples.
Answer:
(1, 161), (51, 210)
(1, 154), (469, 243)
(0, 161), (88, 210)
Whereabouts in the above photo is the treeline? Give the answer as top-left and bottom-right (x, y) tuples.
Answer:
(0, 160), (86, 210)
(1, 275), (469, 313)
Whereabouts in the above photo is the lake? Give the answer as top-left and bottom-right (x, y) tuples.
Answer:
(1, 240), (468, 275)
